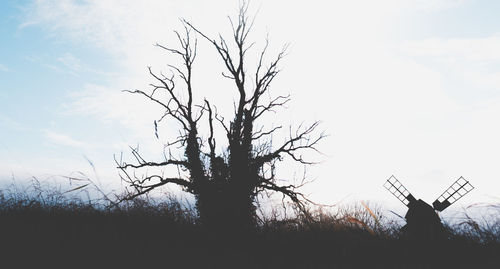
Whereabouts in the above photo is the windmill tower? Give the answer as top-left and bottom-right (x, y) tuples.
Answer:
(384, 175), (474, 241)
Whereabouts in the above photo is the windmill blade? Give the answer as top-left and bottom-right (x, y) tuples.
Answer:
(432, 176), (474, 211)
(383, 175), (416, 207)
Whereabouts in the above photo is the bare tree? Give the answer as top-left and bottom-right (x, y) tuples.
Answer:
(116, 3), (325, 230)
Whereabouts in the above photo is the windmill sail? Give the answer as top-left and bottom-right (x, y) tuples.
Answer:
(383, 175), (417, 207)
(432, 176), (474, 211)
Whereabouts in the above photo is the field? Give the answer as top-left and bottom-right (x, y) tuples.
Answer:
(0, 182), (499, 269)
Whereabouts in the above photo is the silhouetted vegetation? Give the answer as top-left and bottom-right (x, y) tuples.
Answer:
(1, 182), (499, 268)
(116, 2), (324, 231)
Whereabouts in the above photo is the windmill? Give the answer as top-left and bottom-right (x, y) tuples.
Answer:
(384, 175), (474, 240)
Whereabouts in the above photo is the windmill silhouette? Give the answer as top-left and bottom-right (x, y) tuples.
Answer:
(384, 175), (474, 241)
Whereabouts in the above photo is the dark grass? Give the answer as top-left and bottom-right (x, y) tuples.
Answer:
(0, 184), (499, 268)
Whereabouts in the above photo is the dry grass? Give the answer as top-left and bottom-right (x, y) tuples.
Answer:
(0, 180), (499, 268)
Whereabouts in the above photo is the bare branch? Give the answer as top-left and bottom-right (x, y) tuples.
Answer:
(118, 3), (325, 227)
(117, 175), (191, 203)
(253, 121), (325, 167)
(117, 159), (188, 170)
(252, 125), (282, 140)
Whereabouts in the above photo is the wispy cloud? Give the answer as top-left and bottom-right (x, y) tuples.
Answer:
(0, 64), (9, 72)
(64, 83), (167, 153)
(24, 52), (95, 76)
(0, 114), (25, 131)
(57, 52), (82, 71)
(44, 130), (87, 149)
(21, 1), (176, 55)
(399, 34), (500, 97)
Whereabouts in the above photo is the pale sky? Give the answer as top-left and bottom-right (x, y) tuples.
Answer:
(1, 0), (500, 217)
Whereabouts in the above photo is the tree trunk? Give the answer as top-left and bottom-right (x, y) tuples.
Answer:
(196, 183), (256, 233)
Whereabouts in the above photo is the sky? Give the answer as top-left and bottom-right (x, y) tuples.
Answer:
(1, 0), (500, 217)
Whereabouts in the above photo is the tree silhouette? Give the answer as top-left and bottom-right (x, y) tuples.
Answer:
(116, 3), (325, 230)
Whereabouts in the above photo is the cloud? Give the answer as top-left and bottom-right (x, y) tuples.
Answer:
(22, 1), (179, 55)
(66, 83), (162, 135)
(0, 64), (9, 72)
(0, 114), (25, 130)
(398, 35), (500, 100)
(400, 35), (500, 62)
(20, 0), (500, 206)
(44, 130), (87, 149)
(57, 52), (82, 71)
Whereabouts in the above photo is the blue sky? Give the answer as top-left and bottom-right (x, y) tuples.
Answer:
(0, 0), (123, 179)
(1, 0), (500, 213)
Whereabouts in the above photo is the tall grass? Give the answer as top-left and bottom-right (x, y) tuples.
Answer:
(0, 180), (499, 268)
